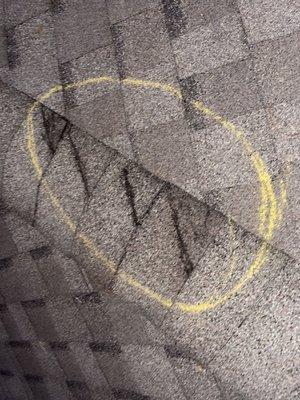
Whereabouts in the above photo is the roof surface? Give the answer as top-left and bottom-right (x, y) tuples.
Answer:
(0, 1), (299, 399)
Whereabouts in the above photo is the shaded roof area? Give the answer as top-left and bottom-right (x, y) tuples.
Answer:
(0, 1), (299, 399)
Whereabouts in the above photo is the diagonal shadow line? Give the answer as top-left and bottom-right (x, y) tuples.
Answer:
(0, 78), (296, 267)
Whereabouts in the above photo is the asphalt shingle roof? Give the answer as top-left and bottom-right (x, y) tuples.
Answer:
(0, 1), (299, 399)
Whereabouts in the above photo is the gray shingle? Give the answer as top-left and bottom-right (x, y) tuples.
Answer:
(173, 14), (249, 77)
(0, 254), (48, 302)
(0, 1), (298, 398)
(0, 216), (17, 259)
(118, 163), (165, 226)
(133, 119), (198, 190)
(68, 87), (127, 140)
(162, 244), (290, 362)
(272, 163), (300, 260)
(237, 0), (300, 43)
(68, 129), (115, 196)
(70, 342), (113, 398)
(113, 190), (189, 320)
(269, 100), (300, 163)
(209, 261), (300, 399)
(190, 107), (278, 194)
(118, 344), (186, 399)
(1, 303), (37, 341)
(33, 248), (89, 296)
(102, 132), (135, 160)
(35, 135), (86, 253)
(113, 9), (174, 79)
(2, 212), (48, 254)
(53, 0), (111, 63)
(46, 296), (92, 341)
(0, 14), (7, 67)
(107, 0), (159, 24)
(2, 120), (50, 222)
(0, 82), (31, 190)
(169, 358), (222, 400)
(74, 294), (114, 342)
(196, 58), (262, 120)
(59, 45), (118, 109)
(122, 73), (184, 131)
(21, 299), (58, 342)
(74, 156), (135, 269)
(1, 373), (33, 400)
(0, 12), (64, 113)
(3, 0), (50, 28)
(25, 375), (50, 400)
(163, 0), (239, 39)
(253, 32), (300, 106)
(65, 379), (93, 400)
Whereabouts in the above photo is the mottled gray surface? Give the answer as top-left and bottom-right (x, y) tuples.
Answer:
(0, 1), (299, 399)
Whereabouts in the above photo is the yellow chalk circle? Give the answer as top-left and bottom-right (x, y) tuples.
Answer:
(26, 76), (279, 314)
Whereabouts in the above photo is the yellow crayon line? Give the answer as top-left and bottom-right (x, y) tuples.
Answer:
(25, 76), (280, 314)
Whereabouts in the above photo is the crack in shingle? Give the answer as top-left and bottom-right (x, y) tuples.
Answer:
(67, 130), (90, 198)
(31, 114), (72, 226)
(41, 105), (69, 156)
(4, 26), (19, 69)
(169, 201), (195, 277)
(116, 182), (168, 272)
(122, 167), (140, 227)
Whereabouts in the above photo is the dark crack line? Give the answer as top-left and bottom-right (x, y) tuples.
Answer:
(70, 152), (118, 238)
(118, 172), (168, 273)
(31, 118), (72, 226)
(122, 167), (140, 227)
(41, 105), (69, 156)
(172, 213), (212, 300)
(140, 183), (168, 222)
(4, 25), (19, 69)
(114, 183), (168, 275)
(159, 238), (210, 329)
(0, 79), (244, 233)
(0, 80), (295, 260)
(67, 130), (90, 198)
(169, 200), (195, 277)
